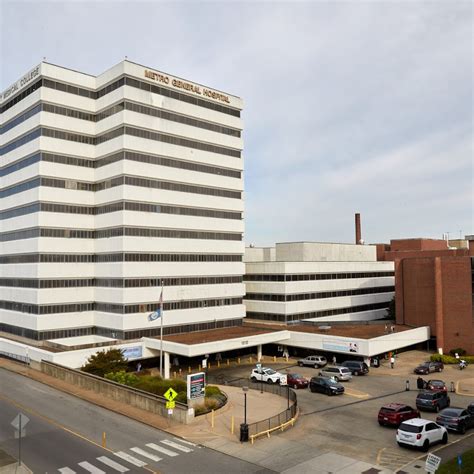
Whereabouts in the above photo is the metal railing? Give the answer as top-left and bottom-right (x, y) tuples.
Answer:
(0, 351), (30, 365)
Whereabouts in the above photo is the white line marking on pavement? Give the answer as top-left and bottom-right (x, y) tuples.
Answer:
(58, 468), (76, 473)
(161, 439), (193, 453)
(78, 461), (106, 474)
(173, 437), (198, 447)
(113, 452), (147, 467)
(96, 456), (129, 472)
(130, 447), (162, 462)
(146, 443), (179, 457)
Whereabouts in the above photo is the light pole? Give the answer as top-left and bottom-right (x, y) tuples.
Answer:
(240, 386), (249, 442)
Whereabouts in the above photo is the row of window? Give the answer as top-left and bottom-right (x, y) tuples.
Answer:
(0, 252), (243, 264)
(1, 201), (242, 221)
(0, 150), (241, 179)
(244, 286), (395, 302)
(1, 173), (241, 200)
(1, 100), (240, 138)
(0, 226), (242, 242)
(1, 76), (240, 117)
(0, 275), (242, 288)
(243, 271), (394, 281)
(1, 125), (241, 158)
(246, 302), (390, 323)
(0, 297), (243, 315)
(0, 318), (243, 341)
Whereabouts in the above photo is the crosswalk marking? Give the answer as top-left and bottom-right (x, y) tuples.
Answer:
(58, 468), (76, 473)
(96, 456), (129, 472)
(161, 439), (193, 453)
(78, 461), (106, 474)
(173, 437), (198, 447)
(130, 447), (162, 462)
(114, 451), (147, 467)
(146, 442), (179, 457)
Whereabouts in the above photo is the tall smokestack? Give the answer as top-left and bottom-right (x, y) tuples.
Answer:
(355, 213), (361, 244)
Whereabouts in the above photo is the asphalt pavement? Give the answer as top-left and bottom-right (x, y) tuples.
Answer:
(0, 368), (274, 474)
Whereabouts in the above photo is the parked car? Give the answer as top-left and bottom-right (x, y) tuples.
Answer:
(425, 379), (447, 392)
(309, 376), (344, 396)
(287, 373), (309, 389)
(436, 407), (474, 434)
(297, 355), (327, 368)
(378, 403), (420, 427)
(250, 367), (283, 384)
(416, 390), (450, 412)
(340, 360), (369, 376)
(414, 361), (444, 375)
(396, 418), (448, 451)
(319, 366), (352, 382)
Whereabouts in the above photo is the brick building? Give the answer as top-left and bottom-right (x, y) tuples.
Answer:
(378, 238), (474, 354)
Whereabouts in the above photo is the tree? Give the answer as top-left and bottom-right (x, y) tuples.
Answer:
(105, 370), (139, 387)
(81, 348), (128, 377)
(386, 296), (395, 320)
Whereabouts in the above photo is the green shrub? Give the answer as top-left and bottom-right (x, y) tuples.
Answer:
(81, 348), (128, 377)
(105, 370), (139, 387)
(449, 348), (467, 357)
(431, 354), (465, 364)
(205, 385), (222, 397)
(176, 391), (187, 404)
(204, 398), (219, 410)
(194, 403), (207, 416)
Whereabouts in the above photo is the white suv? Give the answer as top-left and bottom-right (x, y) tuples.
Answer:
(396, 418), (448, 451)
(250, 367), (283, 384)
(319, 366), (352, 382)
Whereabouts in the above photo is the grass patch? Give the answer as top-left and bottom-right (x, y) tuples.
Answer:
(437, 447), (474, 474)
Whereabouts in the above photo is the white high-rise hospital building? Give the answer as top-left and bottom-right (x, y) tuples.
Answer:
(0, 60), (245, 341)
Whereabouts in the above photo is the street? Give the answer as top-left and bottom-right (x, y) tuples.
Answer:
(0, 368), (273, 473)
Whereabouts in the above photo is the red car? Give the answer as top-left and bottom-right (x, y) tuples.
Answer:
(426, 380), (447, 392)
(378, 403), (420, 427)
(287, 373), (309, 389)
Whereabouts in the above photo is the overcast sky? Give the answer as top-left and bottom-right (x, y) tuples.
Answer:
(1, 0), (472, 245)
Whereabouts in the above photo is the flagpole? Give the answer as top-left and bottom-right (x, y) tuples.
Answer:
(160, 279), (164, 378)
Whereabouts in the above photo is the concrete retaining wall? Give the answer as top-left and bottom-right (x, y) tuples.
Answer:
(40, 361), (193, 424)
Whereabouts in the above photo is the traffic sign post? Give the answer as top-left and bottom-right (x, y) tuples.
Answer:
(165, 401), (175, 409)
(164, 387), (178, 402)
(11, 413), (29, 466)
(425, 453), (441, 473)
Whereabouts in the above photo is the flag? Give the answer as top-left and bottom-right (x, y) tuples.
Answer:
(148, 285), (164, 321)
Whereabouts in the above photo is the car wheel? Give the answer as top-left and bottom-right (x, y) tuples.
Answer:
(442, 433), (448, 444)
(298, 362), (303, 367)
(267, 379), (274, 384)
(422, 440), (430, 452)
(353, 371), (358, 376)
(447, 400), (450, 407)
(378, 421), (384, 426)
(314, 364), (319, 369)
(334, 376), (340, 382)
(397, 442), (403, 447)
(435, 405), (440, 413)
(460, 424), (466, 435)
(251, 376), (257, 382)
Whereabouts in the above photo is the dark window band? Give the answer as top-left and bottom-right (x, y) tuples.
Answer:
(1, 101), (240, 137)
(244, 286), (395, 302)
(0, 297), (243, 315)
(0, 253), (242, 264)
(246, 301), (391, 323)
(0, 318), (243, 341)
(1, 201), (242, 220)
(0, 150), (241, 178)
(1, 76), (240, 117)
(244, 271), (394, 281)
(0, 275), (242, 288)
(0, 174), (241, 200)
(0, 226), (242, 242)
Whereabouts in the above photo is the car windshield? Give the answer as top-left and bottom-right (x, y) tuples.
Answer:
(380, 407), (397, 413)
(418, 363), (430, 368)
(399, 423), (422, 433)
(290, 374), (302, 379)
(441, 409), (463, 417)
(265, 369), (276, 375)
(430, 381), (444, 386)
(341, 368), (351, 373)
(418, 393), (434, 400)
(326, 378), (339, 385)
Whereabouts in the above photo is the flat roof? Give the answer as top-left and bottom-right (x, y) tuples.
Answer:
(162, 326), (277, 345)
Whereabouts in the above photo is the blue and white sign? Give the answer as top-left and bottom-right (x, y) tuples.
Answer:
(323, 340), (359, 353)
(148, 309), (161, 321)
(121, 346), (143, 360)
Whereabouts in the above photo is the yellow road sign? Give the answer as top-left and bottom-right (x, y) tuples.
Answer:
(166, 401), (175, 409)
(164, 387), (178, 401)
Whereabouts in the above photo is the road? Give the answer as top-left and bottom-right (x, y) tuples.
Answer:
(0, 368), (273, 474)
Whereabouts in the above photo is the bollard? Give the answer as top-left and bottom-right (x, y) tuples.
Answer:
(405, 380), (410, 391)
(217, 360), (221, 368)
(102, 432), (106, 448)
(285, 355), (289, 363)
(209, 362), (211, 370)
(249, 356), (252, 363)
(450, 381), (455, 393)
(273, 356), (276, 362)
(238, 357), (241, 364)
(179, 368), (182, 375)
(173, 371), (176, 378)
(231, 415), (235, 434)
(227, 358), (230, 366)
(188, 366), (191, 373)
(211, 410), (215, 428)
(199, 364), (201, 370)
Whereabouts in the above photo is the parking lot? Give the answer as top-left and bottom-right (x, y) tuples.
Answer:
(207, 350), (474, 472)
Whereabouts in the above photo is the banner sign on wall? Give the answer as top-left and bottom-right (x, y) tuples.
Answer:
(322, 340), (359, 353)
(121, 346), (143, 360)
(187, 372), (206, 400)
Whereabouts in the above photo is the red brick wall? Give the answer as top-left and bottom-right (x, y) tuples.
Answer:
(385, 248), (469, 261)
(390, 239), (448, 252)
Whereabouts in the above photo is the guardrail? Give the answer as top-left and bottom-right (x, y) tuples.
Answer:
(0, 351), (30, 365)
(208, 375), (298, 442)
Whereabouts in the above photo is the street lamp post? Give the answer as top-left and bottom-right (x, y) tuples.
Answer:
(240, 386), (249, 442)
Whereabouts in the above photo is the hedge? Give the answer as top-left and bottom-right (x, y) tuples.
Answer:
(431, 354), (474, 364)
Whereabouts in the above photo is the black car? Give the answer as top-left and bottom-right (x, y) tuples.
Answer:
(309, 376), (344, 396)
(340, 360), (369, 376)
(416, 390), (450, 412)
(436, 407), (474, 434)
(414, 361), (444, 375)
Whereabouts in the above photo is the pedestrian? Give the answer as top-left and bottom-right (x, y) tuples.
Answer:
(390, 356), (395, 369)
(332, 355), (337, 365)
(283, 347), (289, 361)
(136, 362), (142, 372)
(417, 377), (424, 390)
(455, 352), (459, 360)
(215, 352), (222, 363)
(173, 356), (179, 367)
